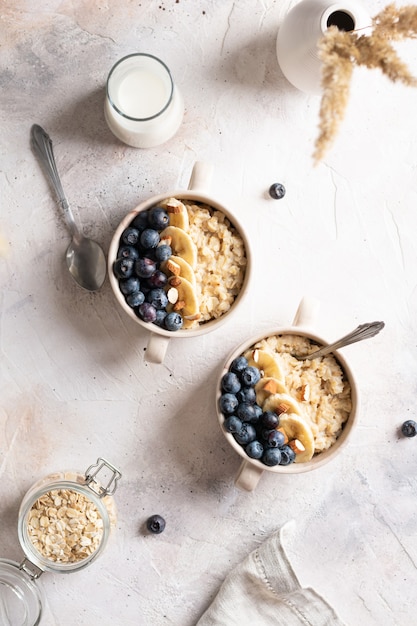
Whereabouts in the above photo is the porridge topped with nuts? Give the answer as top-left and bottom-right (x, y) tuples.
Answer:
(219, 334), (352, 467)
(27, 487), (106, 564)
(113, 197), (247, 332)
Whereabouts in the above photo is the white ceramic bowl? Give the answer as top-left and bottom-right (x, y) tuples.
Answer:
(216, 298), (359, 490)
(108, 162), (251, 363)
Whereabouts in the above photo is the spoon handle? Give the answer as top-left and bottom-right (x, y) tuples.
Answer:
(31, 124), (80, 239)
(301, 321), (385, 360)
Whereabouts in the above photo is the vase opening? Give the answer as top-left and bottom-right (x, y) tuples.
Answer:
(326, 10), (355, 31)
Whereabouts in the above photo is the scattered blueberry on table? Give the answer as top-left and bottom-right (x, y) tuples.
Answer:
(401, 419), (417, 437)
(268, 183), (286, 200)
(146, 514), (166, 534)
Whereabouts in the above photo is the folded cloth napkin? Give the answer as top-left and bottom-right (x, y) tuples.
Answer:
(196, 521), (346, 626)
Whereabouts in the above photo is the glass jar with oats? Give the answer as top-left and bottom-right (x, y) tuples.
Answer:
(0, 458), (121, 625)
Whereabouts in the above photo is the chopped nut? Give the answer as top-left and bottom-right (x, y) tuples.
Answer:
(263, 379), (279, 395)
(166, 259), (181, 276)
(173, 300), (185, 311)
(164, 198), (184, 214)
(252, 349), (259, 363)
(277, 403), (289, 414)
(159, 235), (172, 246)
(289, 439), (306, 454)
(168, 276), (182, 287)
(300, 384), (310, 402)
(167, 287), (179, 304)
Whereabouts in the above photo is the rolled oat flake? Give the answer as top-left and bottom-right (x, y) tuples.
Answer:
(0, 458), (122, 626)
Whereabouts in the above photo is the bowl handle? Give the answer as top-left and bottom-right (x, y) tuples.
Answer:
(145, 333), (170, 364)
(292, 296), (320, 327)
(188, 161), (214, 192)
(235, 460), (264, 491)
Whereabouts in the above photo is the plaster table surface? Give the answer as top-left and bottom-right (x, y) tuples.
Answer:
(1, 1), (417, 625)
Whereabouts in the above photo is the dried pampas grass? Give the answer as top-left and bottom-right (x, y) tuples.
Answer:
(314, 3), (417, 164)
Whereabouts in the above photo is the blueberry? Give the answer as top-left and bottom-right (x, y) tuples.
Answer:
(279, 445), (296, 465)
(148, 206), (170, 230)
(401, 420), (417, 437)
(219, 393), (238, 415)
(268, 183), (286, 200)
(154, 309), (168, 327)
(236, 402), (257, 422)
(236, 386), (256, 405)
(260, 411), (279, 429)
(118, 245), (140, 261)
(221, 372), (241, 394)
(138, 302), (157, 323)
(245, 440), (264, 459)
(234, 423), (257, 445)
(230, 356), (248, 375)
(120, 276), (140, 296)
(121, 227), (140, 246)
(262, 448), (282, 466)
(253, 404), (263, 420)
(140, 228), (160, 250)
(147, 270), (168, 289)
(146, 288), (168, 310)
(240, 366), (261, 386)
(224, 415), (243, 433)
(135, 257), (157, 278)
(146, 514), (166, 534)
(113, 257), (134, 279)
(266, 430), (285, 448)
(131, 212), (149, 231)
(164, 312), (183, 331)
(127, 291), (145, 308)
(154, 244), (172, 263)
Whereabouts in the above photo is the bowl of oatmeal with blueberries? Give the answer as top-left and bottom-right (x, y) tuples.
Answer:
(108, 162), (251, 363)
(216, 298), (359, 490)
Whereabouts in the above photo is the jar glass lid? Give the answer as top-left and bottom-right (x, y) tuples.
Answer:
(0, 559), (43, 626)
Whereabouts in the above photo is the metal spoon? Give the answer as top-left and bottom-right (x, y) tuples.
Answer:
(295, 321), (385, 360)
(31, 124), (106, 291)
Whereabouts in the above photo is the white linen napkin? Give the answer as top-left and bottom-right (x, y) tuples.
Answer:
(196, 521), (346, 626)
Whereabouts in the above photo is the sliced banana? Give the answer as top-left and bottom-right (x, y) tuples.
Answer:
(160, 255), (196, 288)
(254, 377), (287, 406)
(161, 198), (189, 230)
(278, 413), (315, 463)
(244, 348), (284, 382)
(160, 226), (197, 269)
(262, 393), (302, 416)
(166, 276), (199, 329)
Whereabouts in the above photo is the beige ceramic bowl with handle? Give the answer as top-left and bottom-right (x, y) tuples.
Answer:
(216, 297), (359, 491)
(108, 162), (251, 364)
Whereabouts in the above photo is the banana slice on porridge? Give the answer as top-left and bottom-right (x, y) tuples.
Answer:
(160, 226), (197, 269)
(166, 276), (200, 328)
(244, 349), (284, 382)
(160, 255), (197, 288)
(278, 413), (315, 462)
(161, 198), (189, 230)
(262, 393), (302, 416)
(254, 377), (287, 406)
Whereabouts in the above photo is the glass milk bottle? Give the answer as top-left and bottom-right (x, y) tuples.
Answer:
(104, 53), (184, 148)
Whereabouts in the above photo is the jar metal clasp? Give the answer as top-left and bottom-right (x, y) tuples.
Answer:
(19, 557), (44, 580)
(84, 458), (122, 497)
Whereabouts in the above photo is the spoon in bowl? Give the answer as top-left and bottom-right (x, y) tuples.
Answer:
(31, 124), (107, 291)
(295, 321), (385, 360)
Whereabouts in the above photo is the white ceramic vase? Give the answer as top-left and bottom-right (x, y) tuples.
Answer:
(276, 0), (370, 94)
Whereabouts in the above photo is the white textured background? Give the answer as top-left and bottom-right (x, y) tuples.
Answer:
(1, 1), (417, 624)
